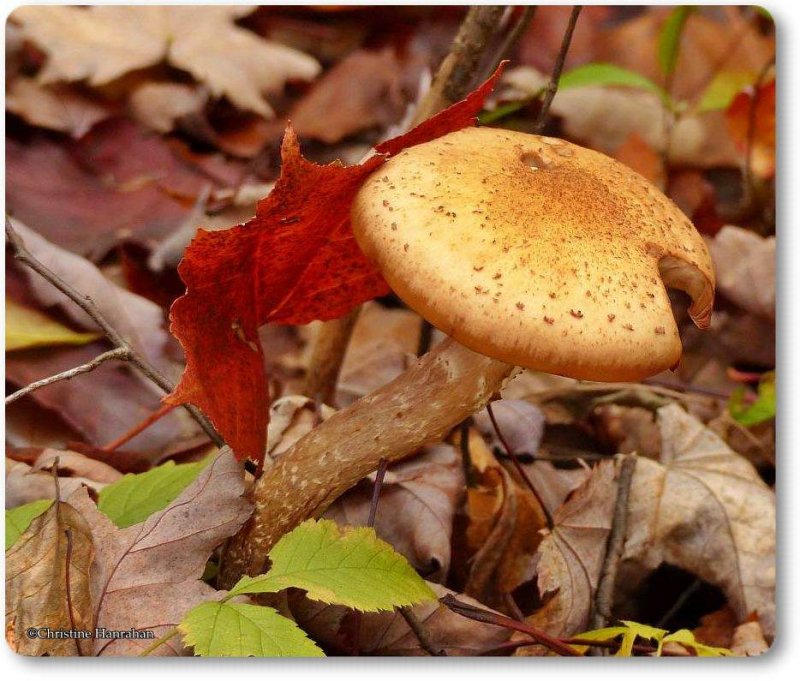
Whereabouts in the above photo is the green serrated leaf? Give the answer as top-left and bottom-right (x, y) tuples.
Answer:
(5, 298), (100, 351)
(696, 71), (755, 113)
(662, 628), (732, 656)
(559, 63), (668, 101)
(574, 620), (668, 657)
(98, 457), (211, 528)
(229, 519), (437, 612)
(658, 6), (695, 77)
(179, 601), (324, 657)
(5, 499), (53, 550)
(729, 372), (776, 426)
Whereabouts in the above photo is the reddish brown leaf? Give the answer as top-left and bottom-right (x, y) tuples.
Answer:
(725, 79), (775, 179)
(167, 64), (506, 461)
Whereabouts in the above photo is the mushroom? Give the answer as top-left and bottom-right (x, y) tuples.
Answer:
(219, 127), (715, 585)
(352, 126), (714, 381)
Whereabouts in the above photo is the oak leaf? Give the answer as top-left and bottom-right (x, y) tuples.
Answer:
(623, 404), (776, 637)
(166, 65), (506, 461)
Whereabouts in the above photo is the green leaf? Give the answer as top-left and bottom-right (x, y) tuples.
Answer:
(662, 629), (732, 656)
(559, 63), (667, 100)
(5, 499), (53, 550)
(5, 298), (100, 351)
(729, 372), (776, 426)
(696, 71), (755, 113)
(574, 621), (668, 656)
(658, 6), (695, 77)
(229, 519), (437, 612)
(179, 601), (324, 657)
(97, 457), (211, 528)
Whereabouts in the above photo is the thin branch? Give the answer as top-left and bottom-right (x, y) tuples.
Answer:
(591, 454), (637, 629)
(484, 5), (537, 78)
(399, 607), (447, 656)
(440, 594), (580, 657)
(5, 347), (130, 405)
(100, 402), (178, 452)
(486, 402), (554, 528)
(5, 218), (223, 448)
(366, 457), (388, 528)
(534, 6), (582, 133)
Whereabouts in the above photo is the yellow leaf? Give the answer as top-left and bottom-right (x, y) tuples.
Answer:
(6, 298), (100, 351)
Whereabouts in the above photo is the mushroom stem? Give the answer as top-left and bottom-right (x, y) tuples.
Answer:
(218, 338), (514, 588)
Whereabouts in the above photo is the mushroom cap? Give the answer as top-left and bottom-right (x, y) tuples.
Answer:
(351, 127), (715, 381)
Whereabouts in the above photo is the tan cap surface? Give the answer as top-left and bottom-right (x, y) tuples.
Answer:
(351, 127), (715, 381)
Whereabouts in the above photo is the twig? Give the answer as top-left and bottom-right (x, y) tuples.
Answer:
(5, 219), (223, 448)
(100, 402), (178, 452)
(366, 457), (388, 528)
(399, 607), (447, 656)
(303, 5), (506, 404)
(5, 347), (130, 405)
(590, 454), (637, 630)
(485, 5), (537, 76)
(534, 6), (582, 133)
(440, 594), (580, 657)
(459, 419), (477, 487)
(303, 308), (361, 405)
(656, 577), (702, 629)
(486, 402), (553, 528)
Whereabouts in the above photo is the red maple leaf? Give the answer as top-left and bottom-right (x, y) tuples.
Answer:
(166, 64), (506, 461)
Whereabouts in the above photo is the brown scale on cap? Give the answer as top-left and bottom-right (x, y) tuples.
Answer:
(351, 127), (715, 381)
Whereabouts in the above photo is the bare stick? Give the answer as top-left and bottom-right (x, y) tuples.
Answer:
(441, 594), (580, 657)
(302, 307), (360, 405)
(399, 607), (447, 656)
(100, 402), (178, 452)
(486, 401), (554, 528)
(5, 219), (223, 447)
(534, 6), (582, 133)
(219, 341), (513, 587)
(590, 454), (637, 629)
(5, 347), (130, 405)
(303, 5), (506, 403)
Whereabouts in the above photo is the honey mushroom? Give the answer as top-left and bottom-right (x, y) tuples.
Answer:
(219, 127), (716, 585)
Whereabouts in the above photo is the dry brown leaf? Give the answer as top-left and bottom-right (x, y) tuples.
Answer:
(473, 399), (546, 459)
(64, 449), (251, 655)
(291, 47), (409, 144)
(693, 606), (738, 649)
(336, 302), (422, 403)
(6, 498), (94, 656)
(6, 77), (111, 138)
(8, 220), (172, 374)
(730, 619), (770, 656)
(12, 5), (320, 117)
(325, 443), (464, 582)
(623, 404), (775, 637)
(128, 82), (208, 134)
(463, 429), (548, 607)
(710, 225), (775, 320)
(517, 458), (617, 653)
(290, 582), (512, 656)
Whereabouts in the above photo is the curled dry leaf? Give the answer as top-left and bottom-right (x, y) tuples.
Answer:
(516, 459), (617, 654)
(710, 225), (775, 320)
(5, 449), (120, 508)
(325, 443), (464, 582)
(6, 77), (111, 138)
(6, 498), (94, 656)
(289, 582), (512, 656)
(12, 5), (320, 117)
(623, 404), (775, 637)
(63, 449), (252, 655)
(462, 429), (548, 607)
